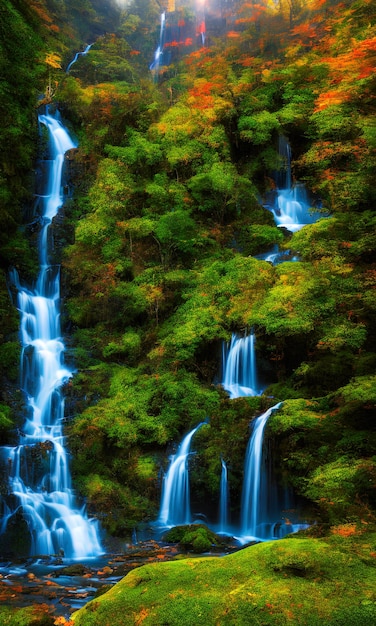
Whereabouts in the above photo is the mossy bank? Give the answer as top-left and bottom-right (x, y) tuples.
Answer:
(72, 529), (376, 626)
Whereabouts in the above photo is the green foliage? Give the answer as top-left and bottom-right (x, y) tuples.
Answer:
(252, 262), (335, 336)
(154, 210), (198, 266)
(68, 365), (220, 531)
(317, 320), (367, 353)
(268, 399), (322, 435)
(102, 329), (142, 362)
(238, 110), (281, 145)
(105, 130), (163, 169)
(336, 375), (376, 406)
(72, 36), (135, 84)
(303, 457), (376, 520)
(80, 473), (153, 535)
(0, 342), (20, 381)
(236, 224), (284, 256)
(0, 605), (54, 626)
(0, 0), (44, 257)
(157, 255), (274, 362)
(0, 403), (13, 432)
(8, 0), (374, 539)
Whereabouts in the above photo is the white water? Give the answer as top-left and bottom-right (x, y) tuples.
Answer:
(270, 136), (320, 232)
(218, 459), (229, 533)
(157, 422), (204, 527)
(0, 111), (102, 558)
(150, 12), (166, 72)
(255, 244), (300, 266)
(66, 43), (93, 73)
(221, 332), (261, 399)
(240, 402), (308, 542)
(240, 403), (282, 538)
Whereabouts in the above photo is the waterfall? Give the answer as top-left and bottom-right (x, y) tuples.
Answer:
(221, 332), (260, 399)
(0, 110), (102, 558)
(197, 16), (206, 46)
(239, 402), (308, 541)
(150, 11), (166, 72)
(158, 423), (204, 527)
(240, 403), (282, 539)
(218, 459), (229, 533)
(270, 136), (320, 232)
(66, 43), (93, 72)
(255, 245), (299, 266)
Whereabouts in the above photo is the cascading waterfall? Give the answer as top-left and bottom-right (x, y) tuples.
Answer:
(240, 402), (308, 541)
(196, 12), (206, 46)
(270, 136), (320, 232)
(255, 245), (299, 266)
(157, 422), (204, 527)
(218, 459), (229, 533)
(221, 332), (261, 399)
(0, 110), (102, 558)
(150, 11), (166, 72)
(240, 403), (282, 539)
(66, 43), (93, 72)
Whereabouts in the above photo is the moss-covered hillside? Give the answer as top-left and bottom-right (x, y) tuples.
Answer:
(72, 531), (376, 625)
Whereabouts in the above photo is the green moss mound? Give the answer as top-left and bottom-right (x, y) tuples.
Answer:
(72, 534), (376, 625)
(163, 524), (221, 553)
(0, 606), (54, 625)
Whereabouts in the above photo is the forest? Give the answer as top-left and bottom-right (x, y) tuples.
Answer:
(0, 0), (375, 624)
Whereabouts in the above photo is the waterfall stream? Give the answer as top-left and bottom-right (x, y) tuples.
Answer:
(66, 43), (93, 72)
(240, 403), (282, 539)
(157, 423), (204, 527)
(221, 332), (261, 399)
(270, 136), (321, 233)
(150, 11), (166, 72)
(0, 110), (102, 558)
(218, 459), (229, 533)
(240, 402), (308, 542)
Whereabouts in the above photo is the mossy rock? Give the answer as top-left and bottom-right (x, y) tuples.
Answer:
(58, 563), (90, 576)
(162, 524), (221, 553)
(71, 534), (376, 625)
(0, 606), (54, 625)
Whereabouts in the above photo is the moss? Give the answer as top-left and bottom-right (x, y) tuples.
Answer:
(163, 524), (220, 553)
(0, 341), (20, 381)
(80, 473), (155, 535)
(0, 606), (54, 625)
(304, 457), (376, 521)
(72, 534), (376, 625)
(0, 402), (13, 432)
(268, 399), (322, 435)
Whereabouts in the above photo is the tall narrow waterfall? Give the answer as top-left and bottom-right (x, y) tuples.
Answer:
(0, 110), (102, 558)
(240, 403), (282, 539)
(150, 11), (166, 72)
(218, 459), (229, 533)
(158, 423), (204, 527)
(221, 332), (260, 399)
(239, 402), (307, 541)
(270, 136), (320, 232)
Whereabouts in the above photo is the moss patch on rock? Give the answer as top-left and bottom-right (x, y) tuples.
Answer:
(162, 524), (222, 553)
(0, 606), (54, 626)
(72, 532), (376, 625)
